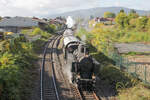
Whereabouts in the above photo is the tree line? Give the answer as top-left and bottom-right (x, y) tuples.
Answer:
(104, 9), (150, 31)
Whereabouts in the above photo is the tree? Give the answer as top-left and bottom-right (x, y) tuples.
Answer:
(115, 12), (129, 28)
(128, 9), (139, 19)
(136, 16), (148, 30)
(104, 12), (116, 18)
(90, 15), (94, 20)
(32, 28), (43, 35)
(0, 16), (2, 21)
(120, 9), (125, 13)
(128, 13), (139, 19)
(45, 24), (56, 33)
(147, 18), (150, 29)
(130, 9), (136, 14)
(129, 18), (138, 28)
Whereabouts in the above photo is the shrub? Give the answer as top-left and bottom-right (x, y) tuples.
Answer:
(0, 36), (36, 100)
(136, 16), (148, 31)
(115, 12), (129, 28)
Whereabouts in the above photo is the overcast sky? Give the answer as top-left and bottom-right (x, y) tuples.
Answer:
(0, 0), (150, 17)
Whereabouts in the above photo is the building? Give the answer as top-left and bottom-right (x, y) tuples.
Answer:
(49, 17), (66, 25)
(95, 17), (115, 24)
(114, 43), (150, 54)
(114, 43), (150, 64)
(0, 17), (47, 33)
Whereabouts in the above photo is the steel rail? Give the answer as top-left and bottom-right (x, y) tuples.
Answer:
(40, 35), (60, 100)
(50, 35), (61, 100)
(40, 37), (53, 100)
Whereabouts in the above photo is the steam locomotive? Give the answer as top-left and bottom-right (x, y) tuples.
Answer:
(63, 19), (96, 90)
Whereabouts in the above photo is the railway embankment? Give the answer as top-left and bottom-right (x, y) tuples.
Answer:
(0, 26), (54, 100)
(0, 34), (37, 100)
(75, 25), (150, 99)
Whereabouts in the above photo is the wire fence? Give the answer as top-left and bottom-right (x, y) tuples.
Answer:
(109, 52), (150, 84)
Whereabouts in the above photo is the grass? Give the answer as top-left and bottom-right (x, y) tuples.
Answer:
(118, 84), (150, 100)
(122, 52), (150, 56)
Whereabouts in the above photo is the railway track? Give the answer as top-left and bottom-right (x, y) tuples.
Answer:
(40, 35), (100, 100)
(40, 35), (60, 100)
(80, 90), (99, 100)
(70, 84), (99, 100)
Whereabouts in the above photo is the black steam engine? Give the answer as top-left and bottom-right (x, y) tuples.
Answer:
(63, 28), (96, 90)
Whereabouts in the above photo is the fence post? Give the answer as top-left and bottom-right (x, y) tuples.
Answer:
(114, 53), (118, 66)
(120, 56), (122, 69)
(144, 66), (147, 83)
(135, 63), (137, 74)
(126, 59), (129, 72)
(120, 56), (123, 70)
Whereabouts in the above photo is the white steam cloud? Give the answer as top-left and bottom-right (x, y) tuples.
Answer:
(66, 16), (76, 28)
(63, 53), (74, 83)
(81, 34), (86, 42)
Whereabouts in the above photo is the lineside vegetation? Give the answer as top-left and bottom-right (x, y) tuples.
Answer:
(0, 24), (56, 100)
(76, 9), (150, 99)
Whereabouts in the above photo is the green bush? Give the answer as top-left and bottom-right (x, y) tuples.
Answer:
(136, 16), (148, 30)
(45, 24), (56, 33)
(115, 12), (129, 28)
(104, 12), (116, 18)
(22, 27), (51, 40)
(32, 27), (43, 35)
(0, 36), (36, 100)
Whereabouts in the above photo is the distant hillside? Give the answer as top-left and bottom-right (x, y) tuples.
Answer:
(49, 7), (150, 18)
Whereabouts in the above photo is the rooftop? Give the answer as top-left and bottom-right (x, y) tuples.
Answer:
(114, 43), (150, 54)
(0, 17), (46, 27)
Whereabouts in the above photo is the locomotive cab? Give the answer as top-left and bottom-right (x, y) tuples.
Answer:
(78, 44), (89, 57)
(67, 43), (79, 53)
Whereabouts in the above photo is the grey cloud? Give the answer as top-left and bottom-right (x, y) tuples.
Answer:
(0, 0), (99, 16)
(0, 0), (149, 17)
